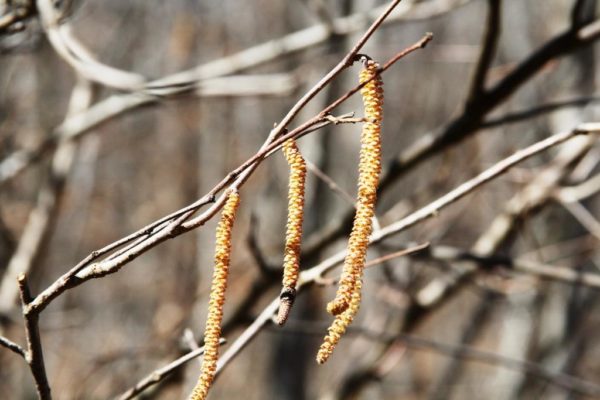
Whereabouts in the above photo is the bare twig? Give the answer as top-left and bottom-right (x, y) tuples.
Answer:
(18, 274), (51, 400)
(467, 0), (501, 100)
(305, 159), (357, 207)
(481, 95), (600, 128)
(0, 334), (26, 358)
(116, 338), (226, 400)
(415, 244), (600, 290)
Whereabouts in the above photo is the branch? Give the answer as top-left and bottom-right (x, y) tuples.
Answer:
(19, 274), (51, 400)
(467, 0), (501, 101)
(0, 335), (26, 358)
(116, 338), (226, 400)
(481, 95), (600, 128)
(415, 245), (600, 290)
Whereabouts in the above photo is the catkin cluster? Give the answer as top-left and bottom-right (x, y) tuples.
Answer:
(317, 279), (362, 363)
(326, 59), (383, 317)
(276, 139), (307, 325)
(317, 59), (383, 363)
(190, 191), (240, 400)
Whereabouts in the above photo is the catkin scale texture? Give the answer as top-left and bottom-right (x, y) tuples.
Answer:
(326, 60), (383, 316)
(276, 139), (306, 325)
(317, 279), (363, 364)
(190, 191), (240, 400)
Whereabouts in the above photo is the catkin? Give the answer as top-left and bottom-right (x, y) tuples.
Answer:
(317, 279), (362, 364)
(326, 59), (383, 316)
(189, 191), (240, 400)
(276, 139), (306, 326)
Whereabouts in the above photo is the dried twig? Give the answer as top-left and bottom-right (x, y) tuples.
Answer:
(18, 274), (51, 400)
(116, 339), (226, 400)
(0, 335), (26, 358)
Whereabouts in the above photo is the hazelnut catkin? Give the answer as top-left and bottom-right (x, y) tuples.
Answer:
(276, 139), (306, 326)
(317, 279), (362, 364)
(327, 59), (383, 316)
(189, 191), (240, 400)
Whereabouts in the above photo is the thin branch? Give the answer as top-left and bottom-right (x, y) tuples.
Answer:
(19, 274), (51, 400)
(305, 159), (357, 207)
(559, 200), (600, 242)
(247, 213), (279, 277)
(481, 95), (600, 128)
(467, 0), (501, 100)
(0, 335), (26, 358)
(116, 339), (225, 400)
(415, 245), (600, 290)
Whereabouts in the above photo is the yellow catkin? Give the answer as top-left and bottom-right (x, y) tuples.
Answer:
(327, 59), (383, 316)
(276, 139), (306, 326)
(317, 279), (362, 364)
(189, 191), (240, 400)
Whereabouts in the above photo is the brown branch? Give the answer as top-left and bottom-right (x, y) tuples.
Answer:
(18, 274), (51, 400)
(467, 0), (501, 101)
(415, 245), (600, 290)
(116, 338), (225, 400)
(0, 335), (26, 358)
(481, 95), (600, 128)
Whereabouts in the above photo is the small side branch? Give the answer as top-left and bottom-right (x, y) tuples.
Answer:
(116, 339), (225, 400)
(0, 335), (26, 358)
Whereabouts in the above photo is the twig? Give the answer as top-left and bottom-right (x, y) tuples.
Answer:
(481, 95), (600, 128)
(247, 213), (278, 277)
(18, 274), (51, 400)
(305, 159), (357, 207)
(364, 242), (430, 268)
(415, 245), (600, 290)
(116, 338), (225, 400)
(559, 200), (600, 242)
(0, 335), (26, 358)
(467, 0), (501, 100)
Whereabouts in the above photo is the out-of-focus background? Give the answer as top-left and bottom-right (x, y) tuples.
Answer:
(1, 0), (600, 399)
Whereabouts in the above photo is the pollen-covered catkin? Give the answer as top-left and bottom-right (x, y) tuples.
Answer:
(317, 279), (362, 364)
(276, 139), (306, 326)
(189, 191), (240, 400)
(327, 59), (383, 316)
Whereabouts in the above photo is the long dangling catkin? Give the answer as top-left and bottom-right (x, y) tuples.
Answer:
(326, 59), (383, 316)
(276, 139), (306, 326)
(317, 279), (362, 364)
(189, 191), (240, 400)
